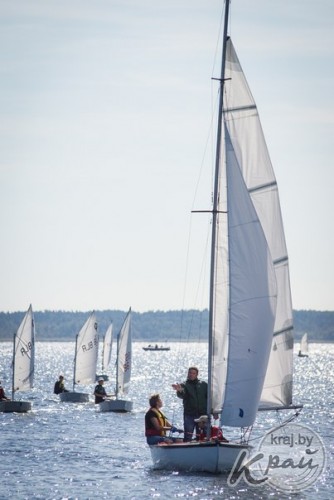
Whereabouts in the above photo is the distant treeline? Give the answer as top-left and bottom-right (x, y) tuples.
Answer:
(0, 309), (333, 342)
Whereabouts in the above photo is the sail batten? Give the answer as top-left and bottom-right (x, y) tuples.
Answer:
(224, 104), (257, 113)
(248, 181), (277, 194)
(273, 325), (293, 337)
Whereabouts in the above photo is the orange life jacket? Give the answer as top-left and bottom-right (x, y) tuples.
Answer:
(146, 407), (167, 436)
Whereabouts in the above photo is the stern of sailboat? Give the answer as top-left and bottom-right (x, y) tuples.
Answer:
(0, 401), (32, 413)
(149, 441), (251, 473)
(98, 399), (133, 412)
(59, 392), (90, 403)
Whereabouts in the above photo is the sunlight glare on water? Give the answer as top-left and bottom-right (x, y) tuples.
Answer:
(0, 341), (333, 499)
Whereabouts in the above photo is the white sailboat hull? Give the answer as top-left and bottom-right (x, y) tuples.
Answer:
(59, 392), (90, 403)
(99, 398), (133, 413)
(149, 441), (250, 473)
(0, 401), (32, 413)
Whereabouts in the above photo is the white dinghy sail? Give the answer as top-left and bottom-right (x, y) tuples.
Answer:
(96, 322), (113, 381)
(99, 308), (133, 412)
(298, 333), (309, 358)
(102, 323), (113, 372)
(60, 311), (99, 403)
(149, 0), (302, 473)
(0, 304), (35, 413)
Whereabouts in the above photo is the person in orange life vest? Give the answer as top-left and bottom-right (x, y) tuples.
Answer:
(194, 415), (229, 442)
(145, 393), (183, 445)
(0, 381), (10, 401)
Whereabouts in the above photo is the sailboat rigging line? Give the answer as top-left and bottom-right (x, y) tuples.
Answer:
(239, 426), (253, 444)
(262, 411), (303, 437)
(244, 410), (302, 445)
(258, 404), (303, 412)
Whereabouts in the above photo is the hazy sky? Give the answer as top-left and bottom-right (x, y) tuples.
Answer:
(0, 0), (333, 313)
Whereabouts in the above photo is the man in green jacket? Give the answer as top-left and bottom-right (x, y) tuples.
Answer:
(172, 366), (208, 441)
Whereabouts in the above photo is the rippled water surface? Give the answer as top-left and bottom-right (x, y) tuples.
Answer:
(0, 342), (333, 499)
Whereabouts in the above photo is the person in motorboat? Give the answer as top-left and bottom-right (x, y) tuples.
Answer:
(172, 366), (208, 441)
(145, 393), (183, 445)
(0, 381), (10, 401)
(53, 375), (69, 395)
(94, 377), (112, 404)
(194, 415), (229, 443)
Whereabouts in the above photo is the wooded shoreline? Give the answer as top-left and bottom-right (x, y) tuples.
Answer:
(0, 309), (333, 342)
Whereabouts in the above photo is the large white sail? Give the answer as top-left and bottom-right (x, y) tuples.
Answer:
(116, 309), (132, 396)
(222, 38), (294, 409)
(13, 304), (35, 393)
(74, 312), (99, 386)
(212, 125), (277, 427)
(102, 323), (113, 372)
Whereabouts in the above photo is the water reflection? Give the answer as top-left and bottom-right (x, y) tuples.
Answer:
(0, 341), (333, 499)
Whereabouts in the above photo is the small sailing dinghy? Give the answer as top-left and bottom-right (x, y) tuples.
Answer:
(0, 304), (35, 413)
(96, 322), (113, 381)
(149, 0), (302, 473)
(298, 333), (309, 357)
(99, 308), (133, 412)
(60, 311), (99, 403)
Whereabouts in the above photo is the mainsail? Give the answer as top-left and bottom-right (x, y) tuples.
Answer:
(74, 312), (99, 386)
(211, 37), (294, 425)
(13, 304), (35, 395)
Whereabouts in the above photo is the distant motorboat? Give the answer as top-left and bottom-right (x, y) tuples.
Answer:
(142, 344), (170, 352)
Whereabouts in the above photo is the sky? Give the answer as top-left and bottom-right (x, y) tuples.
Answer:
(0, 0), (333, 313)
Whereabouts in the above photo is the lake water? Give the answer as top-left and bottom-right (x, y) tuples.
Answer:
(0, 341), (333, 499)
